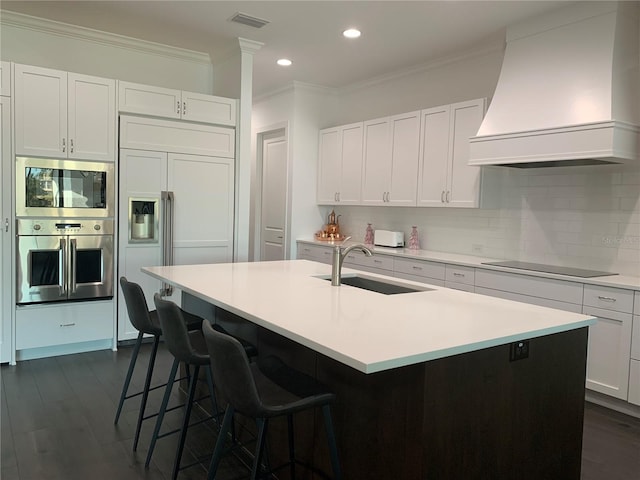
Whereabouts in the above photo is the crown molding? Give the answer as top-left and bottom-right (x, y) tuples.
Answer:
(254, 81), (337, 104)
(238, 37), (264, 55)
(0, 10), (212, 64)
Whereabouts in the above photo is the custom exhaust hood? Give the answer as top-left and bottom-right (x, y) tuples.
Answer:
(469, 2), (639, 168)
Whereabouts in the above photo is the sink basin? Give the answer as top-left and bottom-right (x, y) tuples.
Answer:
(320, 274), (432, 295)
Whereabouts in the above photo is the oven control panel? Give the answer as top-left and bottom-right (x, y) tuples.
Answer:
(17, 219), (114, 236)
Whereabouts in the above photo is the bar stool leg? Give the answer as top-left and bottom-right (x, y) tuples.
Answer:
(251, 418), (269, 480)
(322, 405), (342, 480)
(171, 365), (200, 480)
(145, 357), (179, 467)
(207, 406), (235, 480)
(114, 331), (144, 424)
(133, 334), (160, 451)
(287, 414), (296, 479)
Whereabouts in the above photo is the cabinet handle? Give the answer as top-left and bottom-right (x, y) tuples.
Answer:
(183, 101), (187, 116)
(60, 323), (76, 327)
(334, 192), (338, 202)
(441, 190), (445, 203)
(374, 260), (382, 264)
(177, 100), (181, 115)
(412, 265), (423, 270)
(597, 296), (616, 302)
(446, 190), (450, 203)
(337, 192), (340, 202)
(62, 138), (66, 153)
(453, 272), (465, 277)
(4, 218), (8, 233)
(70, 139), (74, 153)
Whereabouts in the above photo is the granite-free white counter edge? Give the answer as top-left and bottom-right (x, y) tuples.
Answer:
(297, 239), (640, 290)
(143, 261), (596, 374)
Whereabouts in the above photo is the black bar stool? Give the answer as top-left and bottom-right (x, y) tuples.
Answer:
(202, 320), (342, 480)
(145, 294), (257, 480)
(114, 277), (203, 451)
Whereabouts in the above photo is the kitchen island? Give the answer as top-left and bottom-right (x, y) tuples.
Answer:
(143, 260), (596, 479)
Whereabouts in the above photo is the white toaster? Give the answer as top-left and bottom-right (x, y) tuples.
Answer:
(374, 230), (404, 247)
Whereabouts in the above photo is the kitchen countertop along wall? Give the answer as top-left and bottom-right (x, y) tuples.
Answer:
(297, 239), (640, 291)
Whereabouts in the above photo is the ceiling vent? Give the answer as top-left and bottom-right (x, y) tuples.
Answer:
(229, 12), (270, 29)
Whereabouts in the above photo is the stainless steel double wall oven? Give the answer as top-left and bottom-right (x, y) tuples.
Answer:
(16, 157), (115, 304)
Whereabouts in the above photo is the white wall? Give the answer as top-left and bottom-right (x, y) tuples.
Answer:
(0, 12), (213, 93)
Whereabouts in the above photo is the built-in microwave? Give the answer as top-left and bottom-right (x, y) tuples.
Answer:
(16, 157), (115, 218)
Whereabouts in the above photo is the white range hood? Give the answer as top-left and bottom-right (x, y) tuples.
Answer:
(469, 1), (639, 168)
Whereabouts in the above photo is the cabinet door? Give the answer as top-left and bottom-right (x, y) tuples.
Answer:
(338, 122), (364, 204)
(447, 99), (485, 208)
(182, 91), (236, 126)
(1, 98), (11, 362)
(15, 64), (67, 158)
(0, 61), (10, 97)
(417, 105), (450, 207)
(118, 80), (181, 119)
(168, 153), (234, 266)
(117, 150), (167, 340)
(361, 117), (391, 205)
(584, 305), (633, 400)
(388, 111), (420, 206)
(68, 73), (116, 161)
(317, 127), (340, 204)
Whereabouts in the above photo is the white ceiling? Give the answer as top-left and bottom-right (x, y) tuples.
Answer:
(1, 1), (575, 96)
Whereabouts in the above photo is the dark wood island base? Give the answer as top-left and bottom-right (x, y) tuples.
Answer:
(183, 295), (589, 480)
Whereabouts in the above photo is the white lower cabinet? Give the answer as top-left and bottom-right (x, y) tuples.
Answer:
(393, 257), (445, 287)
(0, 97), (11, 363)
(445, 265), (475, 292)
(297, 243), (333, 264)
(343, 250), (393, 275)
(628, 294), (639, 405)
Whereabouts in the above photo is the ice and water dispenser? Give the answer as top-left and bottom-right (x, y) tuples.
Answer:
(129, 199), (158, 242)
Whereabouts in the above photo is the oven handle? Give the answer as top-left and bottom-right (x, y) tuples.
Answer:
(60, 238), (67, 296)
(69, 238), (77, 294)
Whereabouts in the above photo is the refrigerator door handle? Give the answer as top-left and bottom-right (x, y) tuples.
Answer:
(160, 191), (174, 297)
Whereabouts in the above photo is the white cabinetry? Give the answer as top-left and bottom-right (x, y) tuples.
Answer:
(343, 250), (393, 275)
(317, 123), (363, 204)
(118, 81), (236, 126)
(445, 265), (475, 292)
(297, 243), (333, 264)
(14, 64), (116, 161)
(0, 96), (11, 363)
(393, 257), (445, 287)
(630, 292), (640, 405)
(361, 111), (420, 206)
(417, 98), (485, 208)
(583, 285), (634, 400)
(0, 61), (10, 96)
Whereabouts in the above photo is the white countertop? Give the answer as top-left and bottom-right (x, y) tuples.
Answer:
(143, 260), (596, 374)
(298, 239), (640, 290)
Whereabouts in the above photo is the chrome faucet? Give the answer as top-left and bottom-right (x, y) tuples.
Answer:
(331, 239), (373, 286)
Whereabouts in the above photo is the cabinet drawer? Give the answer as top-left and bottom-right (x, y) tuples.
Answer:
(445, 265), (474, 285)
(632, 315), (640, 361)
(583, 285), (634, 313)
(16, 301), (114, 350)
(393, 272), (445, 287)
(475, 287), (583, 313)
(629, 360), (640, 406)
(344, 252), (393, 271)
(445, 281), (474, 293)
(475, 270), (583, 305)
(394, 257), (445, 281)
(634, 291), (640, 314)
(297, 244), (332, 264)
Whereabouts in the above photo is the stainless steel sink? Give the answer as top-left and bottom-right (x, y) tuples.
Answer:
(318, 274), (432, 295)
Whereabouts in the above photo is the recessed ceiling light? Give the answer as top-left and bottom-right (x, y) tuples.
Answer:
(343, 28), (361, 39)
(277, 58), (292, 66)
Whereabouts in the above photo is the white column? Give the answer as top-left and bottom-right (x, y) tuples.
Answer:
(234, 38), (263, 262)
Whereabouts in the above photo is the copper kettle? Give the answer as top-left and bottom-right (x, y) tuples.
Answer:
(326, 210), (341, 236)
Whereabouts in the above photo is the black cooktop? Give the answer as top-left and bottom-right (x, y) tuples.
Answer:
(481, 261), (618, 278)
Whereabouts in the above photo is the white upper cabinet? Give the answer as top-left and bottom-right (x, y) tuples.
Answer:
(418, 98), (485, 208)
(0, 62), (10, 97)
(14, 64), (115, 161)
(362, 111), (420, 206)
(317, 122), (363, 205)
(118, 81), (236, 126)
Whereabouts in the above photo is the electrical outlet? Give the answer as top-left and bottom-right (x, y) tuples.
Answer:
(509, 340), (529, 362)
(472, 244), (483, 254)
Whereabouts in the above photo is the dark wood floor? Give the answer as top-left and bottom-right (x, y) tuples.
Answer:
(1, 343), (639, 480)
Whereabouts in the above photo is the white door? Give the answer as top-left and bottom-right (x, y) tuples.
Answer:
(361, 118), (391, 205)
(417, 105), (450, 207)
(1, 97), (12, 362)
(317, 127), (340, 204)
(388, 111), (420, 206)
(14, 64), (68, 158)
(260, 130), (287, 261)
(68, 73), (116, 162)
(338, 123), (364, 204)
(117, 149), (168, 340)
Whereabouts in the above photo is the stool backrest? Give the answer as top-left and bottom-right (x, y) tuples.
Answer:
(153, 294), (200, 363)
(120, 277), (158, 334)
(202, 320), (263, 417)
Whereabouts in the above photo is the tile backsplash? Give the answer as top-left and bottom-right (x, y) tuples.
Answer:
(330, 165), (640, 276)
